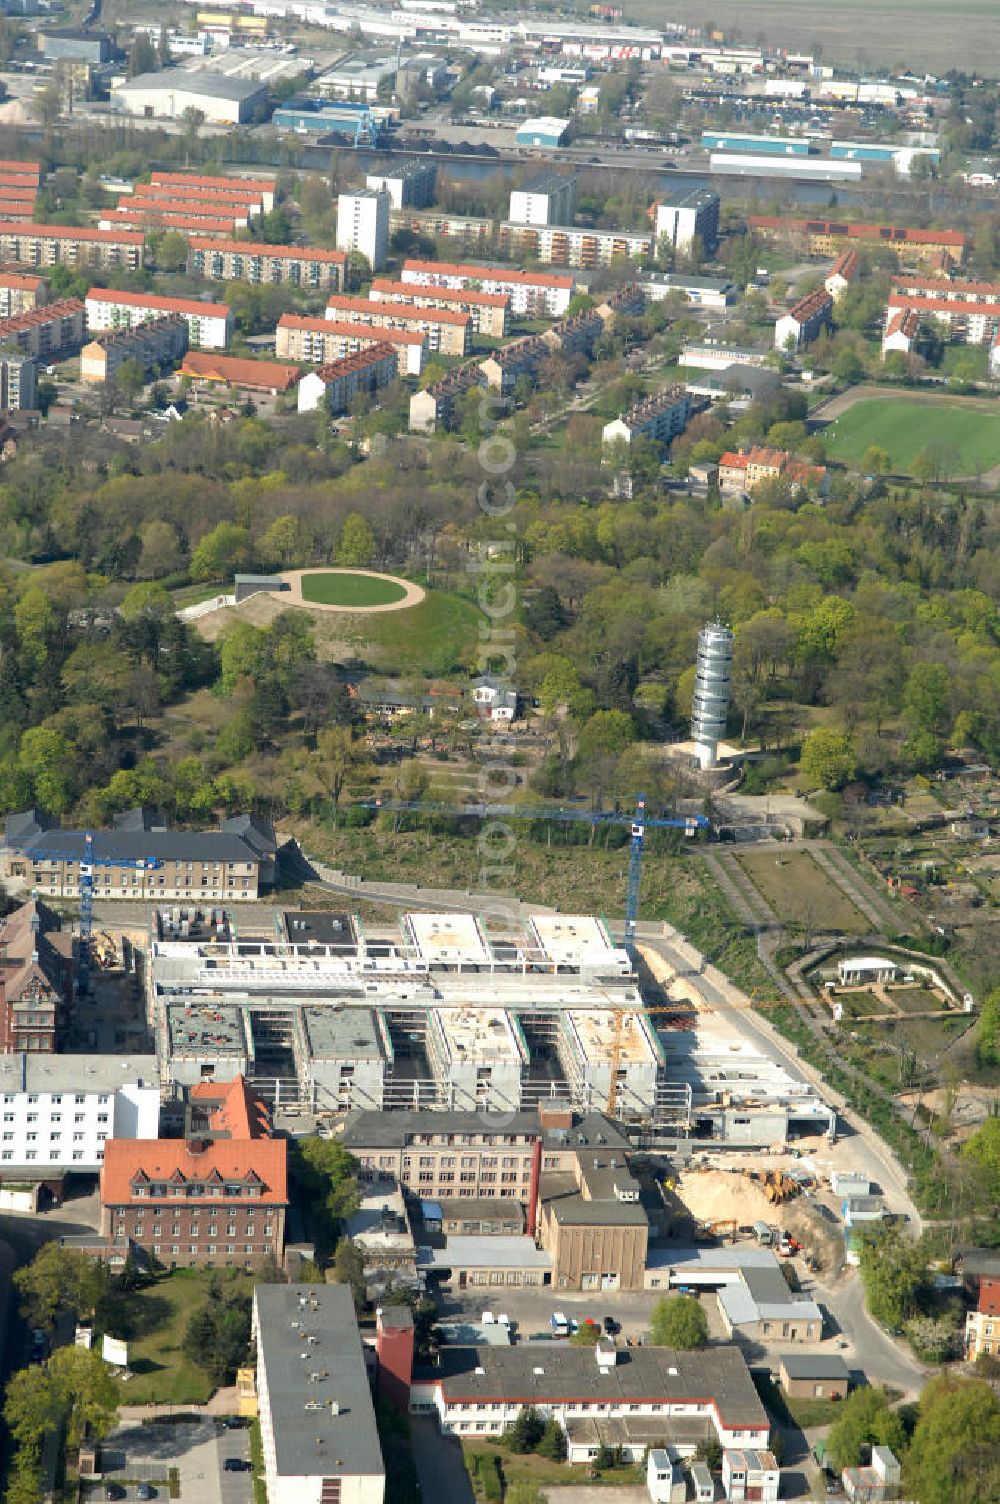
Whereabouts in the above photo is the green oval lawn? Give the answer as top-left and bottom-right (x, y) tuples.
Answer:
(299, 571), (409, 607)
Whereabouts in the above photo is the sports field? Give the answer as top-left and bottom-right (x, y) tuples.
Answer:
(299, 571), (408, 607)
(824, 398), (1000, 476)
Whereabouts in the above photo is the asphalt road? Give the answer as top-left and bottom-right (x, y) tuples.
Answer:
(410, 1414), (474, 1504)
(814, 1271), (927, 1400)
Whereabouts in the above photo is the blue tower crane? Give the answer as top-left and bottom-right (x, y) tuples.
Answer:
(23, 835), (163, 996)
(362, 796), (709, 956)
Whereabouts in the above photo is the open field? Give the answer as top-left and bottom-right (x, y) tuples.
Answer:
(824, 398), (1000, 475)
(735, 848), (868, 933)
(617, 0), (1000, 72)
(299, 571), (408, 607)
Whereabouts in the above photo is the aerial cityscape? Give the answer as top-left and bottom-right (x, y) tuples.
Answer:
(0, 0), (995, 1501)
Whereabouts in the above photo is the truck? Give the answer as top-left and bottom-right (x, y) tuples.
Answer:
(550, 1311), (569, 1337)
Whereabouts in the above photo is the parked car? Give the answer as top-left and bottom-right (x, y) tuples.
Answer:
(104, 1487), (125, 1502)
(222, 1416), (251, 1429)
(30, 1329), (47, 1361)
(224, 1460), (253, 1473)
(602, 1316), (619, 1335)
(136, 1487), (156, 1501)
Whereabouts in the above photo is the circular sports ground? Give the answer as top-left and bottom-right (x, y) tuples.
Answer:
(278, 569), (425, 614)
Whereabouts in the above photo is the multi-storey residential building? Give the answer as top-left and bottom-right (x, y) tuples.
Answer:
(498, 221), (653, 269)
(0, 298), (85, 359)
(0, 896), (75, 1053)
(655, 188), (720, 258)
(253, 1284), (385, 1504)
(276, 314), (426, 377)
(478, 335), (548, 395)
(102, 211), (239, 239)
(0, 224), (144, 272)
(774, 287), (833, 350)
(366, 159), (437, 210)
(389, 208), (493, 251)
(187, 238), (346, 291)
(881, 307), (921, 357)
(2, 808), (275, 901)
(337, 188), (390, 271)
(401, 259), (575, 317)
(0, 268), (47, 318)
(965, 1273), (1000, 1360)
(101, 1075), (287, 1269)
(884, 281), (1000, 346)
(80, 315), (189, 385)
(542, 307), (605, 359)
(86, 288), (233, 350)
(749, 214), (967, 266)
(508, 173), (578, 227)
(601, 385), (691, 449)
(134, 181), (268, 213)
(0, 161), (41, 184)
(825, 249), (860, 301)
(324, 292), (471, 355)
(408, 363), (486, 432)
(0, 1053), (159, 1175)
(0, 195), (35, 223)
(594, 284), (646, 324)
(370, 277), (510, 337)
(150, 171), (276, 213)
(297, 343), (398, 415)
(718, 446), (828, 499)
(0, 346), (35, 409)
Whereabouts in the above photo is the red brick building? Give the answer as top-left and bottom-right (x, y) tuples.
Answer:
(0, 896), (75, 1052)
(100, 1076), (287, 1270)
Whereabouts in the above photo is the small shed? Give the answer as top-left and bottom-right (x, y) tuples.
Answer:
(778, 1351), (850, 1400)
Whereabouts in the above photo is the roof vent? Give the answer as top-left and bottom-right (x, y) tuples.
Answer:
(532, 1366), (544, 1376)
(330, 1400), (340, 1416)
(668, 1366), (678, 1376)
(475, 1366), (485, 1376)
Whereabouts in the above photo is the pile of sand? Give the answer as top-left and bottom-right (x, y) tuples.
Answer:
(676, 1169), (777, 1227)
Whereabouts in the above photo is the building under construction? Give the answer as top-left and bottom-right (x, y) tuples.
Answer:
(148, 906), (834, 1142)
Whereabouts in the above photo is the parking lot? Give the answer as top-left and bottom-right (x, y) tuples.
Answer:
(84, 1419), (254, 1504)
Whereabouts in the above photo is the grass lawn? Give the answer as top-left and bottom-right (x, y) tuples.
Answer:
(736, 849), (868, 934)
(836, 989), (885, 1019)
(338, 589), (481, 675)
(299, 571), (409, 607)
(824, 397), (1000, 475)
(108, 1268), (250, 1405)
(463, 1441), (643, 1490)
(890, 985), (947, 1014)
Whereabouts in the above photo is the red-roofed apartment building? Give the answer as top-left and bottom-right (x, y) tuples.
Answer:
(100, 1075), (287, 1270)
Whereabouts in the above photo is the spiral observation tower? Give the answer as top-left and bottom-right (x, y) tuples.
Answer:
(691, 621), (734, 770)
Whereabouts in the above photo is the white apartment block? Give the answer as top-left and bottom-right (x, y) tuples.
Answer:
(85, 288), (232, 350)
(0, 1055), (160, 1174)
(337, 189), (390, 272)
(400, 259), (575, 317)
(509, 173), (577, 227)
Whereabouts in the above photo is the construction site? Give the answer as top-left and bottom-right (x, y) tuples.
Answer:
(143, 904), (837, 1144)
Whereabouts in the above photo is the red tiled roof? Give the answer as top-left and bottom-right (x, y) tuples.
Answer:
(891, 276), (1000, 298)
(828, 250), (860, 280)
(0, 269), (45, 290)
(188, 236), (346, 264)
(109, 214), (240, 236)
(718, 451), (749, 469)
(189, 1074), (272, 1138)
(0, 161), (40, 180)
(402, 257), (575, 289)
(312, 343), (399, 382)
(746, 445), (789, 468)
(0, 223), (143, 244)
(118, 196), (252, 218)
(371, 276), (509, 308)
(151, 171), (275, 192)
(135, 183), (266, 205)
(884, 308), (920, 339)
(887, 292), (1000, 315)
(786, 287), (833, 321)
(326, 294), (470, 327)
(279, 313), (425, 345)
(101, 1136), (287, 1207)
(748, 214), (966, 249)
(180, 350), (301, 391)
(0, 297), (83, 334)
(87, 287), (231, 319)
